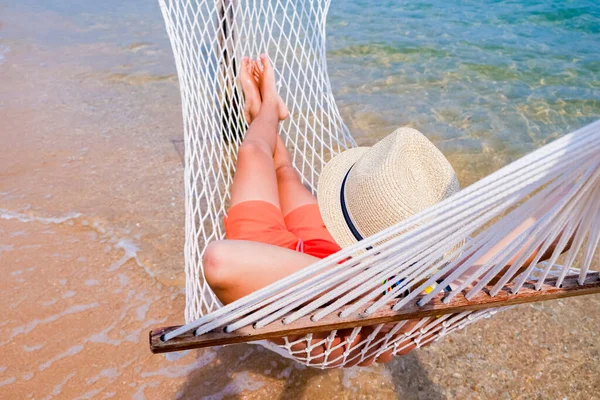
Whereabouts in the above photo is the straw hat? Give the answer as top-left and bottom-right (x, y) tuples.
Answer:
(317, 127), (460, 249)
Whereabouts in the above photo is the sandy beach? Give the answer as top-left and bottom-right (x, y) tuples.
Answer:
(1, 1), (599, 399)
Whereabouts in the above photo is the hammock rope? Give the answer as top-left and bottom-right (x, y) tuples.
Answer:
(156, 0), (600, 368)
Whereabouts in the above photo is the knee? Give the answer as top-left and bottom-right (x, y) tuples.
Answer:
(276, 164), (298, 183)
(203, 241), (232, 290)
(237, 140), (272, 161)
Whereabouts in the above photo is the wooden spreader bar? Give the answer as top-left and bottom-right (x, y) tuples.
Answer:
(150, 274), (600, 354)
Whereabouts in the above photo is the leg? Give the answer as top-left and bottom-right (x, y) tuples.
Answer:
(273, 136), (340, 257)
(203, 239), (320, 305)
(230, 55), (289, 208)
(203, 239), (417, 366)
(239, 57), (261, 125)
(274, 135), (318, 217)
(229, 109), (281, 208)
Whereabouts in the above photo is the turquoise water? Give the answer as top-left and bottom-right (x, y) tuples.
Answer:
(4, 0), (598, 159)
(326, 0), (599, 156)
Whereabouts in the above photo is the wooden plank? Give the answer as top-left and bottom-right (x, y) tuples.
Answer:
(149, 273), (600, 354)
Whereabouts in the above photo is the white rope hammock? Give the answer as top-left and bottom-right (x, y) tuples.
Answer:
(157, 0), (600, 368)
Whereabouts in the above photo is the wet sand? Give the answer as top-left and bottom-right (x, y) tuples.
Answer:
(1, 3), (600, 399)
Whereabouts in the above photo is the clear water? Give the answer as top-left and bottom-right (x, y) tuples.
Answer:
(1, 0), (599, 398)
(327, 0), (599, 159)
(6, 0), (599, 154)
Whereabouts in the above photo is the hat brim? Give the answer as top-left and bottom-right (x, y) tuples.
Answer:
(317, 147), (369, 249)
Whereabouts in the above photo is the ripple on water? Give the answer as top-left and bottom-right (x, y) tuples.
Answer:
(2, 303), (100, 346)
(23, 344), (46, 352)
(0, 45), (9, 65)
(39, 345), (85, 371)
(0, 377), (17, 388)
(200, 371), (265, 400)
(141, 349), (217, 379)
(42, 372), (77, 400)
(87, 368), (121, 386)
(0, 209), (82, 225)
(21, 372), (34, 381)
(0, 244), (14, 255)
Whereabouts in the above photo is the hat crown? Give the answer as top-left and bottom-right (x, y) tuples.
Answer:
(341, 128), (460, 245)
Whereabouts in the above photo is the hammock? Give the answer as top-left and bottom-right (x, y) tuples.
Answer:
(152, 0), (600, 368)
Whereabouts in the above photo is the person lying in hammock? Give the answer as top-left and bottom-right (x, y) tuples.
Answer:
(203, 54), (568, 367)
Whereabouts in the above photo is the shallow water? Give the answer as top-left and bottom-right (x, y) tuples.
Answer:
(1, 0), (599, 399)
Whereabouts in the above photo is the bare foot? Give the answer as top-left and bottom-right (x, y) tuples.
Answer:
(255, 54), (289, 121)
(238, 57), (261, 124)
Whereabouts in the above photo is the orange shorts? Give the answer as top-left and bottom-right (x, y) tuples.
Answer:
(224, 200), (341, 259)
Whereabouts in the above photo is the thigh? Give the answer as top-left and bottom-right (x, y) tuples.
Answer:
(284, 204), (339, 245)
(276, 165), (317, 217)
(225, 200), (299, 249)
(204, 239), (322, 305)
(230, 141), (280, 209)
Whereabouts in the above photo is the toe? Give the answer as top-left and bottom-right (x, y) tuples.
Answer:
(240, 58), (255, 85)
(255, 57), (264, 72)
(260, 53), (272, 69)
(252, 62), (260, 80)
(238, 57), (247, 80)
(243, 57), (251, 74)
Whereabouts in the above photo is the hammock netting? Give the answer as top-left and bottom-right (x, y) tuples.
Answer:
(158, 0), (600, 368)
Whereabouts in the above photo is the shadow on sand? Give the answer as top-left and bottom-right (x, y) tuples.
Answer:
(176, 343), (444, 399)
(384, 353), (445, 399)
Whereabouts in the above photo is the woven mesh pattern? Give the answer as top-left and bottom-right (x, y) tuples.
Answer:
(158, 0), (355, 322)
(158, 0), (600, 368)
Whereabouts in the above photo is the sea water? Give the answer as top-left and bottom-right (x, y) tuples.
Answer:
(1, 0), (599, 398)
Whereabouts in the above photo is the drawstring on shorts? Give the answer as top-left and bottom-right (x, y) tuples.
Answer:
(295, 238), (305, 253)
